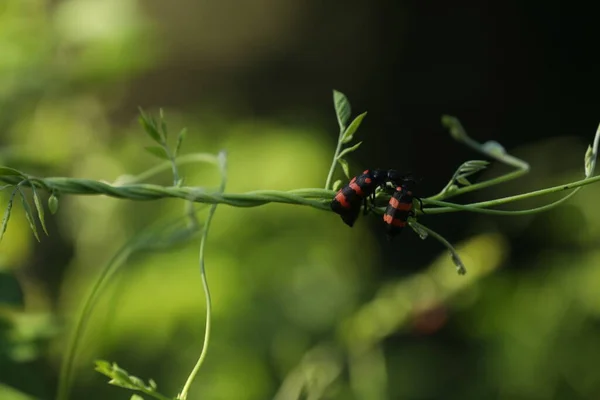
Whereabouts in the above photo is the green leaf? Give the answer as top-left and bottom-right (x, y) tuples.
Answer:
(95, 360), (160, 394)
(337, 141), (363, 160)
(95, 361), (136, 389)
(0, 189), (17, 244)
(30, 185), (48, 236)
(585, 123), (599, 178)
(332, 180), (343, 191)
(111, 364), (132, 383)
(144, 146), (170, 160)
(584, 145), (594, 178)
(159, 109), (168, 139)
(333, 90), (351, 131)
(217, 150), (228, 174)
(0, 167), (26, 177)
(337, 158), (350, 179)
(95, 360), (111, 372)
(0, 271), (24, 306)
(17, 188), (40, 242)
(174, 128), (187, 157)
(129, 376), (146, 388)
(452, 160), (488, 183)
(455, 176), (471, 186)
(457, 160), (489, 172)
(138, 109), (162, 143)
(48, 194), (59, 214)
(130, 395), (144, 400)
(341, 112), (367, 144)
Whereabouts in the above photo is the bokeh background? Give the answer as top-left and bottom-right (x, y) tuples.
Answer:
(1, 1), (599, 399)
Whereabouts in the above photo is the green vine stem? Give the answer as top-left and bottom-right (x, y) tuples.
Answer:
(56, 150), (221, 400)
(56, 199), (214, 399)
(408, 220), (466, 275)
(178, 151), (227, 400)
(0, 175), (331, 209)
(56, 208), (207, 400)
(2, 173), (600, 217)
(423, 174), (600, 215)
(324, 133), (345, 191)
(430, 116), (531, 201)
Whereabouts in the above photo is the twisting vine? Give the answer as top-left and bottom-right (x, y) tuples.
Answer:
(0, 91), (598, 400)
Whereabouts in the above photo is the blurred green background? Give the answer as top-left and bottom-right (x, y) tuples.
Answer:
(1, 1), (599, 399)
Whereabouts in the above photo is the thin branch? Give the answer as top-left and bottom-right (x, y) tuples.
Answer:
(178, 151), (227, 400)
(422, 173), (600, 214)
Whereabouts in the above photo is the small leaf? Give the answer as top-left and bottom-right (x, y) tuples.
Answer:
(138, 109), (162, 143)
(333, 90), (351, 131)
(1, 189), (18, 243)
(439, 184), (459, 196)
(159, 109), (168, 139)
(584, 145), (594, 178)
(129, 376), (146, 388)
(584, 123), (599, 178)
(112, 364), (132, 382)
(109, 379), (137, 390)
(0, 167), (26, 177)
(96, 361), (138, 389)
(337, 141), (363, 159)
(31, 185), (48, 236)
(144, 146), (170, 160)
(94, 360), (111, 372)
(18, 188), (40, 242)
(341, 112), (367, 144)
(130, 395), (145, 400)
(48, 194), (59, 214)
(457, 160), (489, 173)
(455, 175), (471, 186)
(174, 127), (187, 157)
(451, 161), (488, 187)
(149, 379), (157, 390)
(337, 158), (350, 179)
(332, 180), (343, 191)
(217, 150), (228, 176)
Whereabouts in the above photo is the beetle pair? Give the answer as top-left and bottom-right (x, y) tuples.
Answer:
(330, 169), (422, 238)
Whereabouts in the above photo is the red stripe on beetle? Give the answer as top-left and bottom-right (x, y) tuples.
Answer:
(383, 214), (406, 227)
(349, 181), (365, 196)
(389, 196), (412, 211)
(335, 192), (351, 209)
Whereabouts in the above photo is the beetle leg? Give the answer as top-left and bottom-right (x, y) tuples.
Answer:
(414, 197), (425, 214)
(363, 197), (370, 215)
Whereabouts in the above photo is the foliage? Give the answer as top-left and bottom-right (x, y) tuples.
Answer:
(0, 89), (598, 399)
(1, 6), (599, 398)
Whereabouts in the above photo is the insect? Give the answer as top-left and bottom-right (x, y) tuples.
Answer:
(383, 177), (423, 238)
(331, 169), (407, 227)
